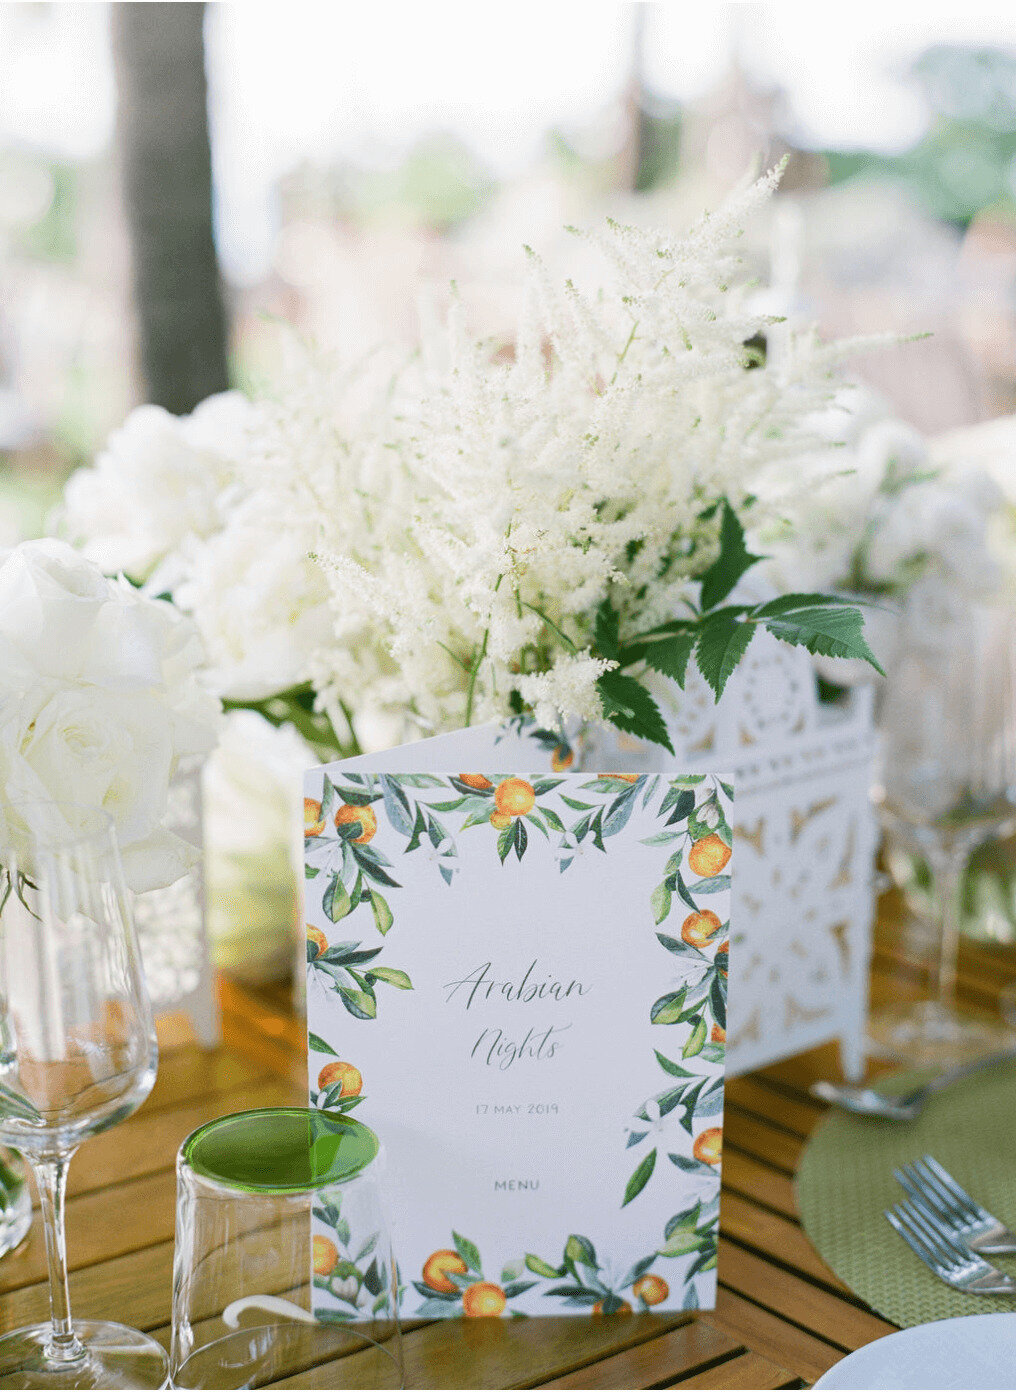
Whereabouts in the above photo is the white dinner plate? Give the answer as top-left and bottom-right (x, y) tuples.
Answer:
(814, 1314), (1016, 1389)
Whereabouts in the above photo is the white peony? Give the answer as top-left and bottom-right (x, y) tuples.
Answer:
(0, 540), (220, 891)
(59, 392), (255, 584)
(173, 501), (334, 703)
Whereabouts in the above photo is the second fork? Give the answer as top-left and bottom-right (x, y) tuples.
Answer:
(895, 1155), (1016, 1255)
(886, 1199), (1016, 1296)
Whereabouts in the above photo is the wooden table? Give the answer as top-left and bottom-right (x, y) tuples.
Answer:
(3, 896), (1015, 1389)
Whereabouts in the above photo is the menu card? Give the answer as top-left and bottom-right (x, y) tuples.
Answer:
(305, 724), (731, 1318)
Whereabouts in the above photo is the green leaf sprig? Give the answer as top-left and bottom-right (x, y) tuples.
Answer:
(594, 500), (883, 751)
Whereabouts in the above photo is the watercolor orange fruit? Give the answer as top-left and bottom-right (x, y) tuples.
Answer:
(681, 909), (722, 948)
(317, 1061), (362, 1097)
(598, 773), (639, 783)
(307, 925), (328, 959)
(489, 811), (513, 830)
(551, 746), (574, 772)
(312, 1235), (338, 1276)
(693, 1127), (723, 1165)
(462, 1282), (507, 1317)
(334, 803), (377, 843)
(459, 774), (492, 791)
(494, 778), (535, 818)
(633, 1274), (669, 1306)
(688, 833), (731, 878)
(422, 1249), (468, 1294)
(711, 1023), (726, 1043)
(304, 798), (326, 836)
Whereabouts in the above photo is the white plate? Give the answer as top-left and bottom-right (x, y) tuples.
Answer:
(814, 1315), (1016, 1389)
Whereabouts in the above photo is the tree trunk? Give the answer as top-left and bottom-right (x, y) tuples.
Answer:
(111, 2), (229, 415)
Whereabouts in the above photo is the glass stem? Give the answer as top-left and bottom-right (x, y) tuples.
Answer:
(34, 1152), (85, 1364)
(929, 848), (965, 1010)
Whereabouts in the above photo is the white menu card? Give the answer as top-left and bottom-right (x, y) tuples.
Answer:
(304, 724), (731, 1319)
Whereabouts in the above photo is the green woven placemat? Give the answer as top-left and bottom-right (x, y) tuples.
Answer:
(796, 1062), (1016, 1328)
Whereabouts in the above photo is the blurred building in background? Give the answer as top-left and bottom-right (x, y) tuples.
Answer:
(3, 1), (1016, 540)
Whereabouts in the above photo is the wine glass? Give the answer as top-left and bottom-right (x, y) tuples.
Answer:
(171, 1107), (403, 1389)
(0, 802), (169, 1389)
(871, 595), (1016, 1064)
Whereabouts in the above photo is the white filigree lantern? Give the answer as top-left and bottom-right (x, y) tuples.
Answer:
(586, 632), (877, 1079)
(132, 758), (218, 1046)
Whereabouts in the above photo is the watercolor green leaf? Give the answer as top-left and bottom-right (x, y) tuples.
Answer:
(452, 1230), (483, 1275)
(683, 1017), (707, 1058)
(651, 988), (687, 1025)
(366, 966), (412, 990)
(322, 875), (352, 923)
(622, 1148), (657, 1207)
(368, 887), (393, 935)
(564, 1234), (597, 1269)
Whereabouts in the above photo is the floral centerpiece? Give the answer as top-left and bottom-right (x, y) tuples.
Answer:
(60, 167), (881, 762)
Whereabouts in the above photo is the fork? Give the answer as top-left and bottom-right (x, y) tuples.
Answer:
(894, 1154), (1016, 1255)
(885, 1199), (1016, 1294)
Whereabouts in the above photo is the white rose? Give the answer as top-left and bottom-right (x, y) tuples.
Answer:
(0, 541), (220, 891)
(0, 683), (189, 890)
(175, 507), (333, 702)
(58, 393), (255, 582)
(0, 542), (218, 727)
(179, 391), (255, 457)
(0, 537), (114, 684)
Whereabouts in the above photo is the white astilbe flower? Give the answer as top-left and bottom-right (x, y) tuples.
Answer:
(295, 168), (857, 734)
(66, 168), (874, 741)
(517, 653), (618, 732)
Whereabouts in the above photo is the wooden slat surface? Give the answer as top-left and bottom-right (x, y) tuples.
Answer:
(4, 893), (1013, 1388)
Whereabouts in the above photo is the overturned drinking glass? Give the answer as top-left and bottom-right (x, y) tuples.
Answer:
(171, 1107), (403, 1389)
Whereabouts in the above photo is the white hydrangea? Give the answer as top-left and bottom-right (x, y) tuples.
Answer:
(767, 396), (1004, 601)
(203, 710), (315, 980)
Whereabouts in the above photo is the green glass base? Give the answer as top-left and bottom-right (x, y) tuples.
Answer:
(181, 1108), (379, 1194)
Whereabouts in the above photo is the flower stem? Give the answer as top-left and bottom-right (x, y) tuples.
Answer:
(522, 603), (578, 652)
(611, 319), (640, 385)
(464, 629), (489, 728)
(335, 699), (363, 757)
